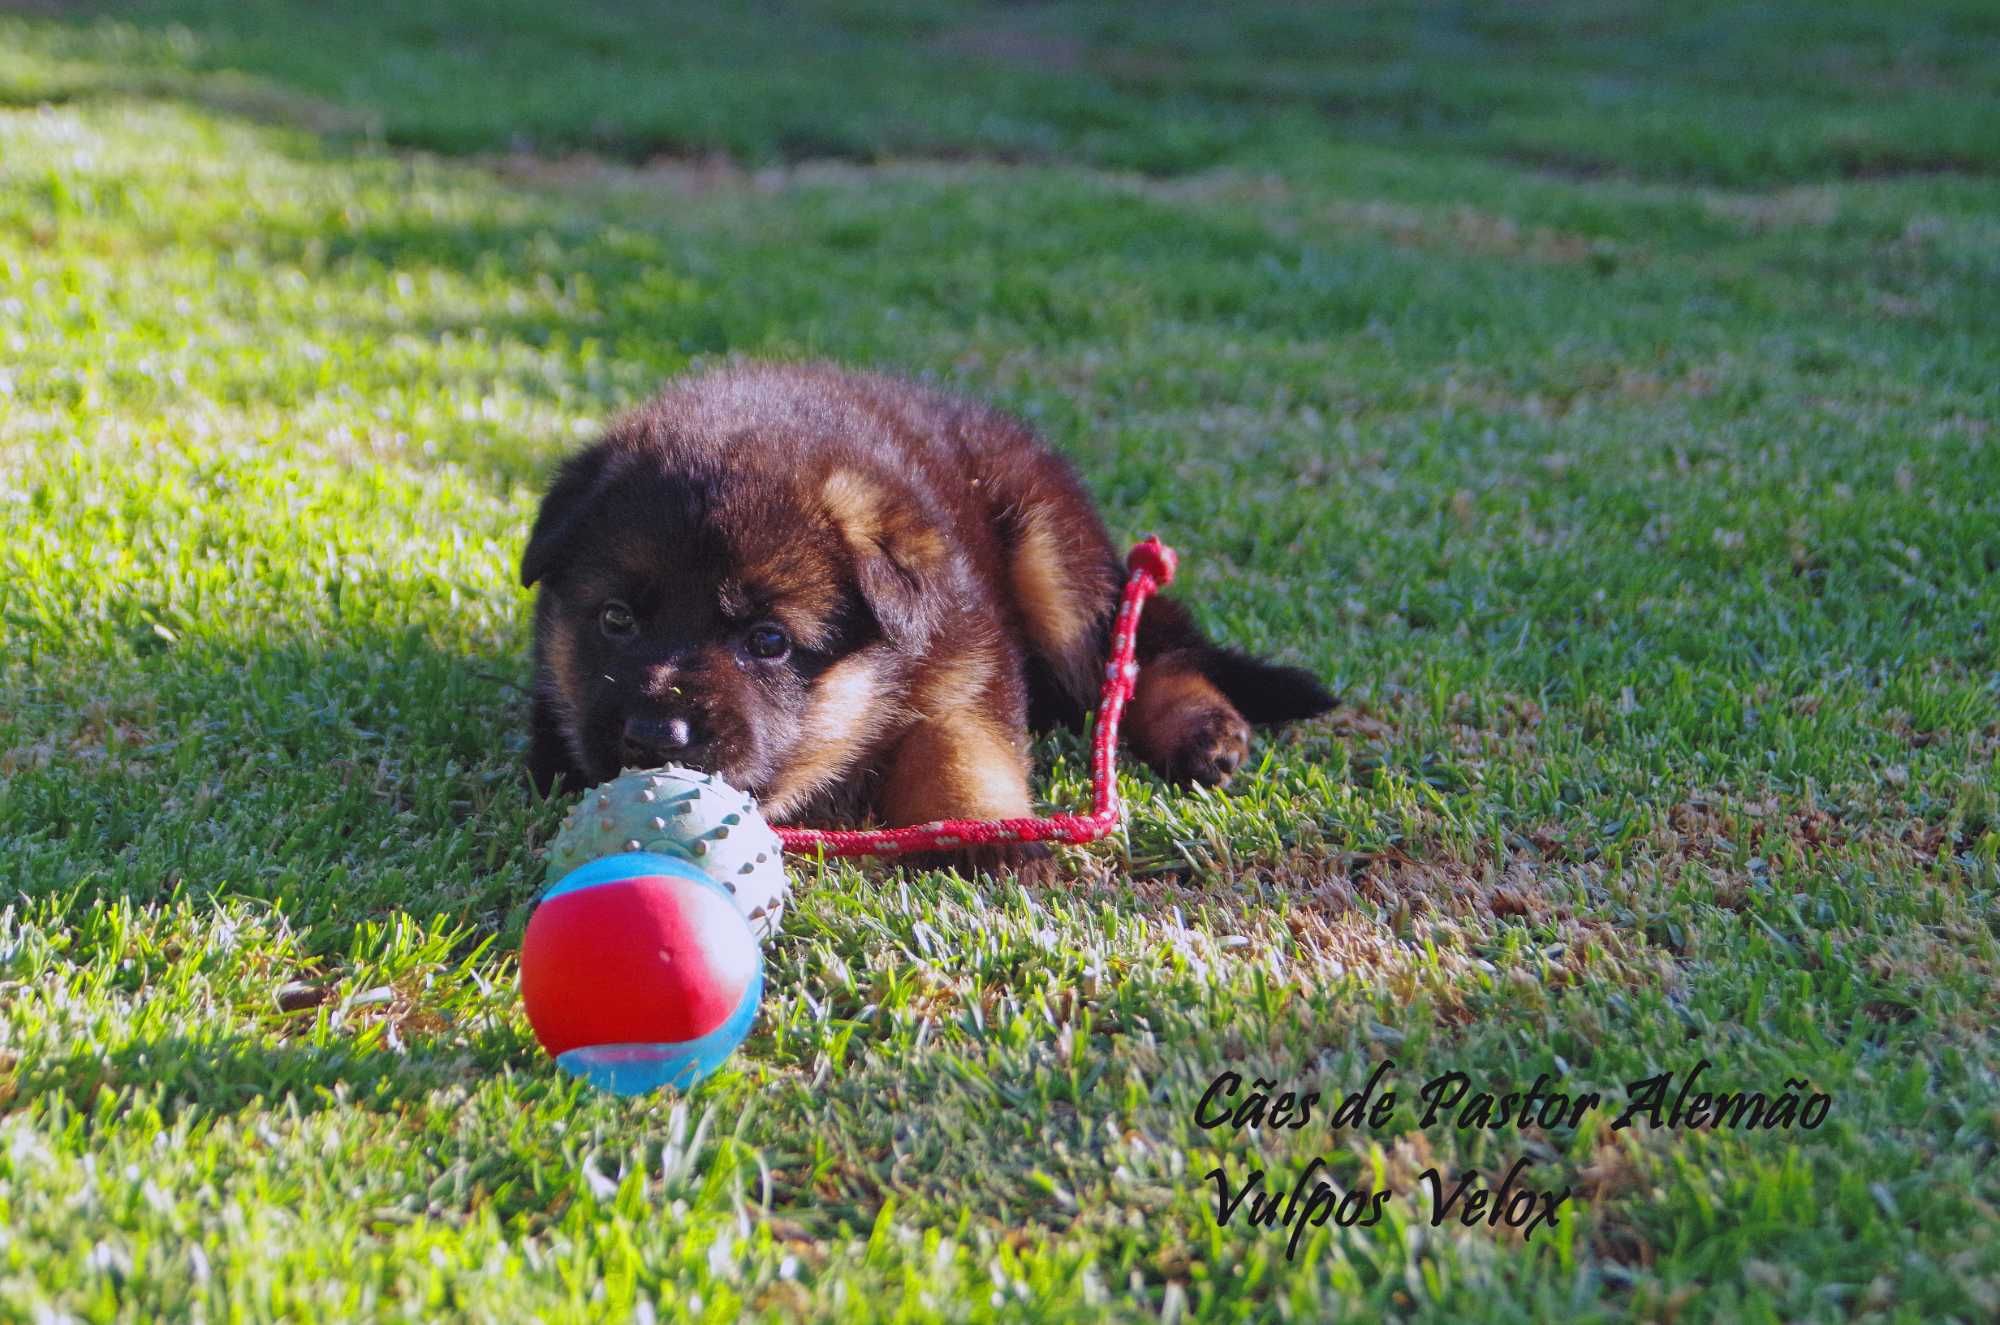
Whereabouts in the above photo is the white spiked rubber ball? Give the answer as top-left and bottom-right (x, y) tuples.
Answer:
(544, 765), (790, 942)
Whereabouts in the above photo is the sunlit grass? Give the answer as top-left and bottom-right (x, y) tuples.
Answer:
(2, 4), (1998, 1321)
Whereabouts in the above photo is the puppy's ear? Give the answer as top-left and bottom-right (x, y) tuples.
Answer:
(820, 468), (949, 648)
(521, 445), (616, 588)
(1200, 647), (1337, 726)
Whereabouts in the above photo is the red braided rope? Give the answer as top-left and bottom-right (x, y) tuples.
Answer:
(774, 536), (1178, 857)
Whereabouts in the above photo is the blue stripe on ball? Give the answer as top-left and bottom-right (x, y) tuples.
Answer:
(539, 850), (726, 905)
(553, 962), (765, 1095)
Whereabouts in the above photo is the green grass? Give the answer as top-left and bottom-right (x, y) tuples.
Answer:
(2, 2), (1998, 1320)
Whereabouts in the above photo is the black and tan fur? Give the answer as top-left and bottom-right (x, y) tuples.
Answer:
(521, 362), (1333, 873)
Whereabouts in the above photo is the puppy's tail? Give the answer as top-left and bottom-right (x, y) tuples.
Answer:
(1190, 639), (1337, 725)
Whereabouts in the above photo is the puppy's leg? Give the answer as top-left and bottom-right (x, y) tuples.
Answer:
(1126, 647), (1253, 787)
(1126, 595), (1336, 788)
(981, 431), (1333, 794)
(1121, 594), (1248, 786)
(880, 711), (1032, 822)
(1002, 494), (1123, 732)
(998, 488), (1333, 787)
(878, 650), (1052, 878)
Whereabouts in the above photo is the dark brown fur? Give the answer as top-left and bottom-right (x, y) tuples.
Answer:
(521, 362), (1333, 873)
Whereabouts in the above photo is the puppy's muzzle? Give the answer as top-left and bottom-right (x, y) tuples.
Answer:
(622, 715), (701, 768)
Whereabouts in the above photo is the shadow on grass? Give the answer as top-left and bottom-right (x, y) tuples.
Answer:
(1, 624), (566, 939)
(16, 1025), (544, 1121)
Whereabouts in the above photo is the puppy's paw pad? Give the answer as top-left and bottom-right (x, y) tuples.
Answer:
(1163, 706), (1252, 788)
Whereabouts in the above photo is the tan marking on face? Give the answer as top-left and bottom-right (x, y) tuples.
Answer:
(609, 528), (675, 589)
(1009, 505), (1097, 664)
(763, 597), (838, 652)
(726, 553), (842, 652)
(724, 483), (846, 648)
(561, 567), (619, 607)
(760, 650), (906, 819)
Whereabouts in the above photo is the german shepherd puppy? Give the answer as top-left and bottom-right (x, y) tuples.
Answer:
(521, 362), (1332, 872)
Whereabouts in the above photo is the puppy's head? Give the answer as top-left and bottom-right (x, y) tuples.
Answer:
(521, 440), (946, 815)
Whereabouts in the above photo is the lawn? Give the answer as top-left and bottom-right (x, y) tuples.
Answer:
(2, 1), (1997, 1320)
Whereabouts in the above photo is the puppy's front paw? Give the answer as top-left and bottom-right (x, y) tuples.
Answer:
(1156, 703), (1252, 787)
(905, 840), (1057, 883)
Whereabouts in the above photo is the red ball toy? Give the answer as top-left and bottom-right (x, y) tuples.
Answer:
(520, 852), (763, 1094)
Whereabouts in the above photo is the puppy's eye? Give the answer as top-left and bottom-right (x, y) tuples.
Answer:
(743, 622), (790, 660)
(599, 600), (637, 639)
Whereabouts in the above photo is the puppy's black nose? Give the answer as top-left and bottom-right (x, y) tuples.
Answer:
(622, 716), (698, 766)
